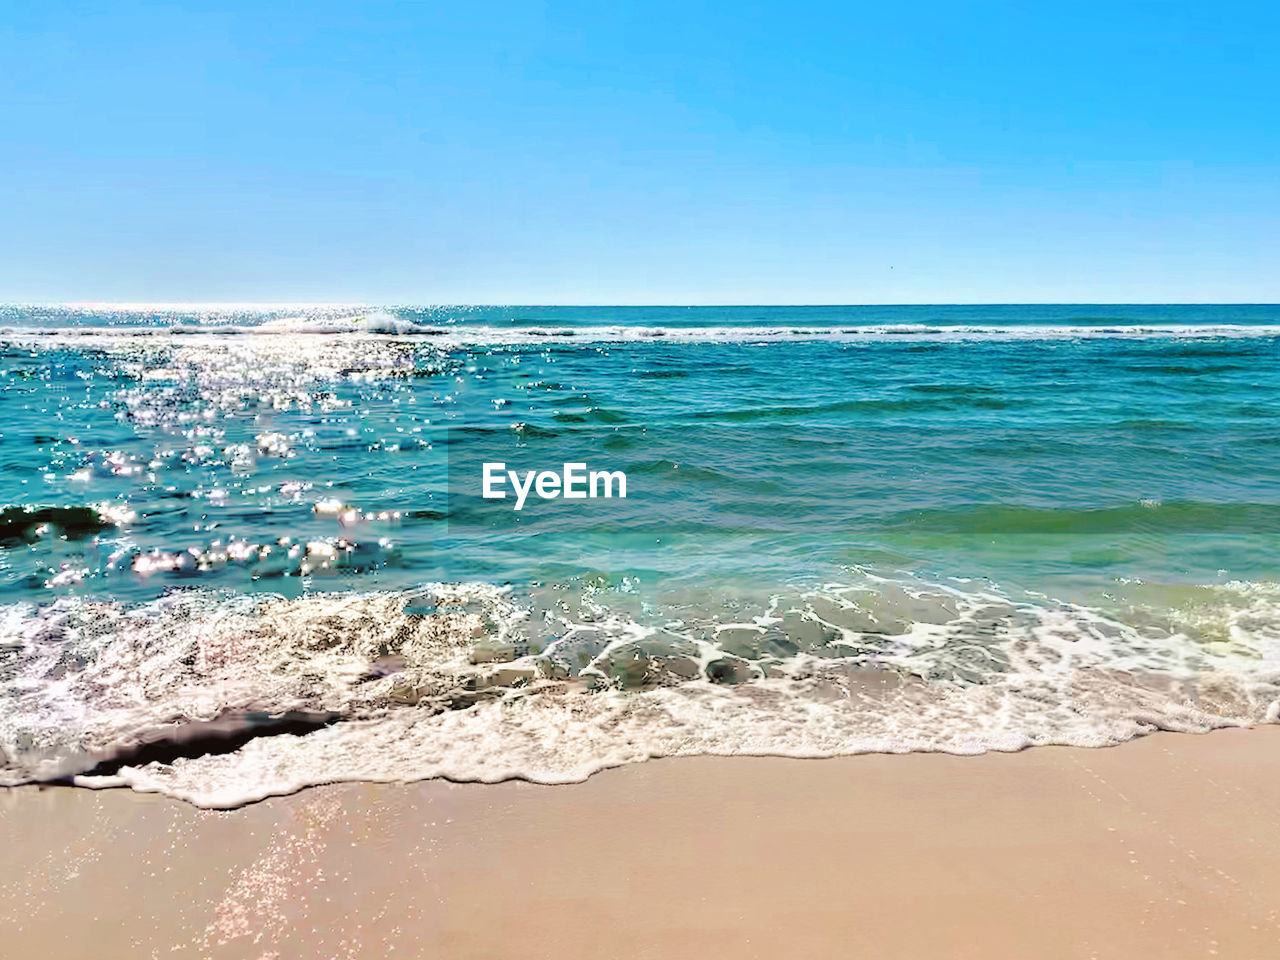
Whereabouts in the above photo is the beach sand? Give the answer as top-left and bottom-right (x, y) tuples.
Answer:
(2, 727), (1277, 959)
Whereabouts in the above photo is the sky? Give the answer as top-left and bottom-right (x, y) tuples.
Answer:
(1, 0), (1278, 304)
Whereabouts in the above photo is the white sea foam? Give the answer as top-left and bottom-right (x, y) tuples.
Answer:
(2, 574), (1277, 807)
(4, 321), (1280, 345)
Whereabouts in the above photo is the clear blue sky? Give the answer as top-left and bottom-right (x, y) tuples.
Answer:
(2, 1), (1278, 304)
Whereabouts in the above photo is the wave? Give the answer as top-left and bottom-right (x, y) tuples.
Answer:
(2, 573), (1277, 807)
(4, 320), (1280, 344)
(695, 395), (1009, 421)
(890, 501), (1280, 535)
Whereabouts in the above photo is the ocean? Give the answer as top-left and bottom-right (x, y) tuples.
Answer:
(1, 304), (1277, 807)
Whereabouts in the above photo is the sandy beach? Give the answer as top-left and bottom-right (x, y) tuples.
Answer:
(2, 726), (1277, 960)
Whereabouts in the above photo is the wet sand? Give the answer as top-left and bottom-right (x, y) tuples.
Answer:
(2, 726), (1278, 959)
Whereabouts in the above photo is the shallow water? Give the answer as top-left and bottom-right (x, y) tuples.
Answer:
(1, 305), (1277, 806)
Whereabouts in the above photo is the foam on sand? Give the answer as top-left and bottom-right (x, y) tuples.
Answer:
(2, 573), (1276, 807)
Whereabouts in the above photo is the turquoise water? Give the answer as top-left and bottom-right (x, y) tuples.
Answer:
(2, 305), (1278, 806)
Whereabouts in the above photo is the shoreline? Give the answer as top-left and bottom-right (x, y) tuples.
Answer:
(3, 726), (1279, 959)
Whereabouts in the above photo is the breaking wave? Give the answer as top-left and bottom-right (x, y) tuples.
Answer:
(5, 318), (1280, 344)
(2, 574), (1277, 807)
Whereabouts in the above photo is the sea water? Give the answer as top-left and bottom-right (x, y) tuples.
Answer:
(0, 304), (1277, 806)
